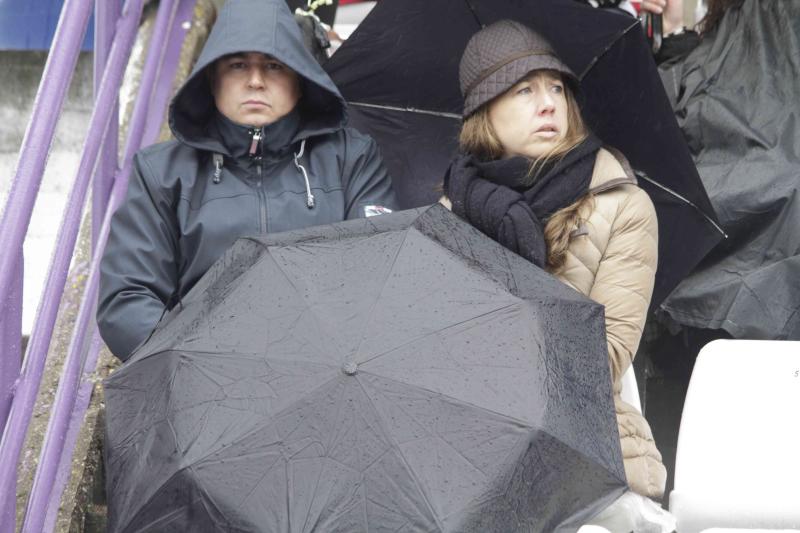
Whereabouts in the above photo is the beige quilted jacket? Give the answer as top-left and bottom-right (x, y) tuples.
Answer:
(552, 148), (666, 499)
(440, 148), (666, 499)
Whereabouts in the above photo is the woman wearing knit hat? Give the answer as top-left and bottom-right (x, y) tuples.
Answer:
(441, 19), (675, 532)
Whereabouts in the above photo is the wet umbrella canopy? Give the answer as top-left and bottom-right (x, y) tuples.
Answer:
(324, 0), (724, 306)
(104, 206), (626, 532)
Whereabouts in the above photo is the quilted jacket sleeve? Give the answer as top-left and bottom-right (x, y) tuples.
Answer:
(588, 187), (658, 385)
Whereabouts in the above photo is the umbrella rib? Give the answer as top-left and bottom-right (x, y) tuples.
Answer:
(352, 377), (448, 531)
(195, 461), (259, 531)
(350, 228), (412, 363)
(462, 0), (484, 28)
(358, 302), (521, 367)
(303, 385), (393, 533)
(349, 101), (461, 119)
(111, 350), (336, 454)
(163, 349), (341, 377)
(361, 371), (534, 430)
(529, 434), (628, 488)
(117, 462), (229, 532)
(636, 172), (728, 237)
(297, 387), (344, 533)
(261, 245), (355, 363)
(578, 19), (642, 81)
(171, 375), (342, 472)
(475, 435), (626, 527)
(358, 375), (626, 520)
(499, 248), (519, 294)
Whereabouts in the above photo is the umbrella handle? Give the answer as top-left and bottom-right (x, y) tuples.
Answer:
(642, 12), (663, 54)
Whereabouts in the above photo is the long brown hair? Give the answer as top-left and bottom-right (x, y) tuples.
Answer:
(459, 73), (594, 272)
(699, 0), (745, 36)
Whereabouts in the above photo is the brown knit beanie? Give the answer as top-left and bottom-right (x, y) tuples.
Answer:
(460, 20), (576, 117)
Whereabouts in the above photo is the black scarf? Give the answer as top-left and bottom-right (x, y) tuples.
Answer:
(444, 134), (602, 268)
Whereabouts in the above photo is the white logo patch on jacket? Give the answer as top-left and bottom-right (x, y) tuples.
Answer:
(363, 205), (393, 217)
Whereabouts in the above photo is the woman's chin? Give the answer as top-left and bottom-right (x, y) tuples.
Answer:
(518, 143), (555, 160)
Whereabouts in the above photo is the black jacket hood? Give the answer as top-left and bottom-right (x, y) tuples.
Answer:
(169, 0), (346, 153)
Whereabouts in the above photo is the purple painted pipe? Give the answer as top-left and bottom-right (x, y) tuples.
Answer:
(0, 0), (93, 441)
(0, 0), (93, 523)
(37, 3), (198, 526)
(41, 331), (99, 532)
(40, 4), (197, 524)
(141, 0), (198, 146)
(20, 1), (181, 529)
(0, 0), (146, 528)
(0, 257), (23, 432)
(91, 0), (122, 250)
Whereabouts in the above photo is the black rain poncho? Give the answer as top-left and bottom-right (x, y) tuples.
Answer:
(659, 0), (800, 339)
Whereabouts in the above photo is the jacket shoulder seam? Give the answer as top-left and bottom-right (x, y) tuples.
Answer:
(136, 153), (174, 208)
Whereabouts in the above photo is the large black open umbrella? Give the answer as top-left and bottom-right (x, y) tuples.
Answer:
(104, 206), (626, 532)
(325, 0), (724, 306)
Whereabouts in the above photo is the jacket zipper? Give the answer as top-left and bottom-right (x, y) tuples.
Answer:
(257, 162), (268, 232)
(249, 127), (268, 233)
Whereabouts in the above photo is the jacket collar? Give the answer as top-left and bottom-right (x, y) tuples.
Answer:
(588, 147), (638, 194)
(210, 109), (301, 160)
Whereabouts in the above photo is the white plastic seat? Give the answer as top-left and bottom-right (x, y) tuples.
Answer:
(669, 340), (800, 533)
(332, 1), (377, 39)
(620, 365), (642, 413)
(577, 526), (611, 533)
(702, 527), (800, 533)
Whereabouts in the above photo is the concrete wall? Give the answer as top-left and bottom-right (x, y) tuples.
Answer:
(0, 50), (94, 336)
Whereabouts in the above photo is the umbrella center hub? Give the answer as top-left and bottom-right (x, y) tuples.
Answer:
(342, 362), (358, 376)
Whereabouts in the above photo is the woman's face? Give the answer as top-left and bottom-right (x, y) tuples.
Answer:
(487, 70), (569, 159)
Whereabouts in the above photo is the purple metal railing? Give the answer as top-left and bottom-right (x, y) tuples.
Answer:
(41, 333), (102, 532)
(21, 1), (186, 529)
(142, 0), (198, 145)
(0, 0), (145, 521)
(0, 0), (95, 524)
(91, 0), (122, 251)
(0, 257), (23, 432)
(0, 0), (198, 529)
(37, 8), (198, 527)
(0, 0), (93, 441)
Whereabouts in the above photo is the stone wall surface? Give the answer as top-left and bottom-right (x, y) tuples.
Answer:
(0, 51), (94, 338)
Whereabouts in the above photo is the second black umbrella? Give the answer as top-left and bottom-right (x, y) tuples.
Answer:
(325, 0), (725, 306)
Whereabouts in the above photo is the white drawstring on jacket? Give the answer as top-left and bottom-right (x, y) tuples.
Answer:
(212, 153), (224, 184)
(212, 143), (315, 210)
(293, 139), (315, 209)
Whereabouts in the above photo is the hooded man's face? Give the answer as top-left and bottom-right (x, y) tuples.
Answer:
(211, 52), (301, 127)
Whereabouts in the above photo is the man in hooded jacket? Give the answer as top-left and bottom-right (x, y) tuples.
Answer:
(98, 0), (397, 360)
